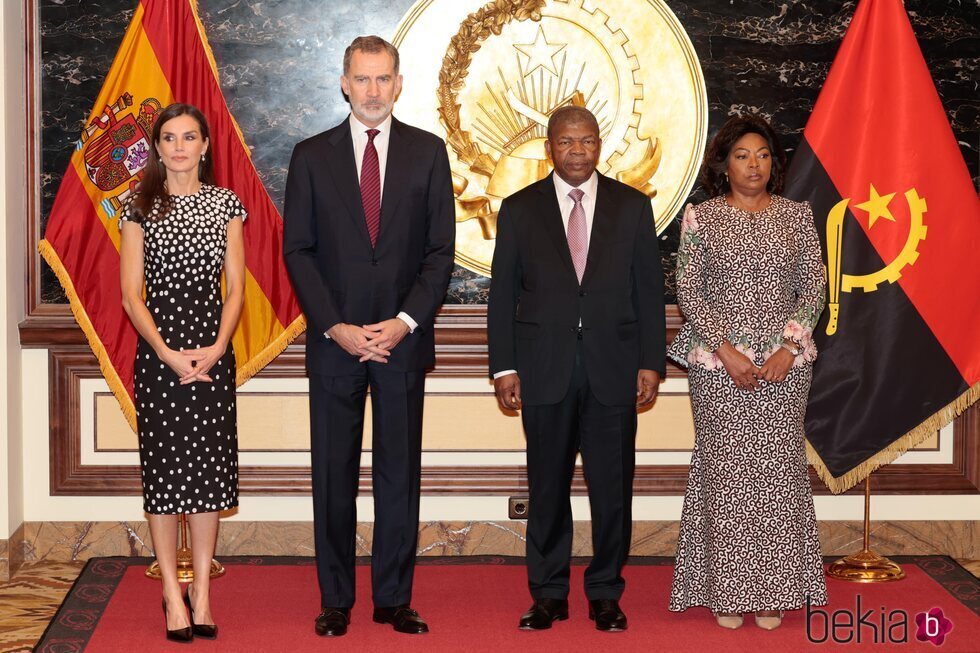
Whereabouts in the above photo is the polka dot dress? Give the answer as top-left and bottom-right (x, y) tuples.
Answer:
(120, 185), (245, 515)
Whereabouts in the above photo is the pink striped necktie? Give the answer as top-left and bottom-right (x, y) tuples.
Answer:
(360, 128), (381, 248)
(567, 188), (588, 283)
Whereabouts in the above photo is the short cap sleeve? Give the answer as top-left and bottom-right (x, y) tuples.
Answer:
(226, 192), (247, 223)
(117, 199), (139, 230)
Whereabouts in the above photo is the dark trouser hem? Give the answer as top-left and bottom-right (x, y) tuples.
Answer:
(373, 591), (413, 608)
(320, 597), (354, 609)
(530, 589), (570, 600)
(585, 589), (625, 601)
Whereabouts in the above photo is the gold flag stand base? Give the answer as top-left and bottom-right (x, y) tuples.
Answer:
(827, 475), (905, 583)
(145, 514), (225, 582)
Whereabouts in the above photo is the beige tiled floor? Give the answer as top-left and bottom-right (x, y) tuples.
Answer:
(2, 559), (978, 652)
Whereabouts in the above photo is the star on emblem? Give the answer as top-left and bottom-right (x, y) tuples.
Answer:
(514, 27), (565, 77)
(855, 184), (897, 228)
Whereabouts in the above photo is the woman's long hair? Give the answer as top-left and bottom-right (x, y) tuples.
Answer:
(701, 114), (787, 197)
(130, 103), (215, 222)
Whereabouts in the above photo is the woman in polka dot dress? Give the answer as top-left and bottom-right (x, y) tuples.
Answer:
(667, 115), (828, 631)
(120, 103), (245, 642)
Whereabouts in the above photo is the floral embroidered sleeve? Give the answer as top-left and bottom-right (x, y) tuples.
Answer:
(782, 202), (827, 362)
(675, 204), (728, 351)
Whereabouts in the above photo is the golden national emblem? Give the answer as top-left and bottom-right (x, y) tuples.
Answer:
(393, 0), (707, 275)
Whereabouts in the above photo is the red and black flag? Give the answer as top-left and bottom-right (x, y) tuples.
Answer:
(784, 0), (980, 493)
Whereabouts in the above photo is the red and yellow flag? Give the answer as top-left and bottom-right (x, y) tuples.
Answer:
(784, 0), (980, 492)
(40, 0), (304, 430)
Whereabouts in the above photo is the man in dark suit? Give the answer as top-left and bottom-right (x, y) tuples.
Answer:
(283, 35), (454, 637)
(488, 106), (665, 632)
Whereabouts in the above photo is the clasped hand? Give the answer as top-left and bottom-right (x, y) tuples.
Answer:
(328, 319), (410, 363)
(163, 344), (224, 384)
(717, 342), (794, 391)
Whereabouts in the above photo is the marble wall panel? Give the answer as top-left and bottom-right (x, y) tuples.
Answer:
(14, 519), (980, 563)
(4, 525), (28, 580)
(37, 1), (978, 305)
(18, 522), (154, 563)
(0, 538), (8, 581)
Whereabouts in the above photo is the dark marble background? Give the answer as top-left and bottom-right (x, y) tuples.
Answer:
(38, 0), (978, 305)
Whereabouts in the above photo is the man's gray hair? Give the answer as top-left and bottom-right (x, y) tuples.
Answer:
(343, 35), (400, 75)
(547, 105), (600, 140)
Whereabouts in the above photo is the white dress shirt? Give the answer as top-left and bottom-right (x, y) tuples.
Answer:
(552, 170), (598, 249)
(324, 113), (417, 339)
(494, 172), (598, 379)
(350, 112), (392, 191)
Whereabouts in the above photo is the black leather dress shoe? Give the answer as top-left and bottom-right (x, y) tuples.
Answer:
(519, 598), (569, 630)
(372, 605), (429, 634)
(315, 607), (350, 637)
(588, 599), (627, 632)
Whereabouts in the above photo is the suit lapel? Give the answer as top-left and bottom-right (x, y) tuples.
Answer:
(379, 117), (411, 246)
(581, 174), (617, 286)
(325, 119), (373, 250)
(538, 174), (577, 278)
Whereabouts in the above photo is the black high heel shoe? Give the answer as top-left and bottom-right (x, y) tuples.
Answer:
(162, 598), (193, 643)
(184, 586), (219, 639)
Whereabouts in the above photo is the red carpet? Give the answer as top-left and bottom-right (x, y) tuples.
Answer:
(38, 557), (979, 652)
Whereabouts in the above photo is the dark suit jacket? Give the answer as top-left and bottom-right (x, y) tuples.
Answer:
(283, 116), (455, 376)
(487, 173), (665, 406)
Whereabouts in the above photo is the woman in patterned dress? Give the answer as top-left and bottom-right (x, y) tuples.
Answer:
(667, 115), (828, 630)
(120, 103), (246, 642)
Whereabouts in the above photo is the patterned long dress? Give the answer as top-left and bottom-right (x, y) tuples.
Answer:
(667, 194), (828, 613)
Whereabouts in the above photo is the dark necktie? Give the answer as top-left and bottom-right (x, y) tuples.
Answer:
(360, 128), (381, 248)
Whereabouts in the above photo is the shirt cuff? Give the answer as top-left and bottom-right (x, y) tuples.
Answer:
(397, 312), (418, 333)
(493, 370), (517, 379)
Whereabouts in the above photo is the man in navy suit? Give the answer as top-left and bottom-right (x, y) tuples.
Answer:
(488, 106), (665, 632)
(284, 35), (454, 637)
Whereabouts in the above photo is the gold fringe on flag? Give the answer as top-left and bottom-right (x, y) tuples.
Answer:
(806, 381), (980, 494)
(38, 238), (139, 430)
(234, 314), (306, 386)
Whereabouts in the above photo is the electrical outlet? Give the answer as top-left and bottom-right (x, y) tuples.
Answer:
(508, 496), (529, 520)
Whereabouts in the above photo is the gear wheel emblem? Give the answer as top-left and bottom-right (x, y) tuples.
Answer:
(825, 188), (928, 335)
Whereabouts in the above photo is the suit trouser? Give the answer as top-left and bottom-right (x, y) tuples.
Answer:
(309, 364), (425, 608)
(521, 343), (637, 600)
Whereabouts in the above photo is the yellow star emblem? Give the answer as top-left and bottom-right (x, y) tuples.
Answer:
(855, 184), (897, 229)
(514, 27), (565, 78)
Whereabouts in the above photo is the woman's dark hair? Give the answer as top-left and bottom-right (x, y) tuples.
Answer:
(702, 114), (787, 197)
(130, 103), (215, 222)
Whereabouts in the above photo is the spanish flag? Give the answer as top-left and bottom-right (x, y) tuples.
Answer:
(784, 0), (980, 493)
(39, 0), (304, 430)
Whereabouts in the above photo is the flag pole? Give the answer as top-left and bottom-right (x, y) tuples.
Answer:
(827, 473), (905, 582)
(145, 514), (225, 581)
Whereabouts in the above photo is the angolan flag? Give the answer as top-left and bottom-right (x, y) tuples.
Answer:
(784, 0), (980, 493)
(40, 0), (304, 430)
